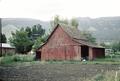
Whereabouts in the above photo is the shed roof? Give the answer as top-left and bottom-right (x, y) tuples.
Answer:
(0, 43), (15, 48)
(73, 38), (104, 48)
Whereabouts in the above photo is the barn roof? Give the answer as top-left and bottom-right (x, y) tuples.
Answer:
(58, 24), (104, 48)
(37, 23), (104, 50)
(0, 43), (15, 48)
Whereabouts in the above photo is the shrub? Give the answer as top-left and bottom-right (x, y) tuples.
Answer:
(115, 52), (120, 55)
(93, 74), (104, 81)
(13, 55), (22, 62)
(0, 56), (14, 64)
(87, 71), (120, 81)
(1, 53), (15, 57)
(0, 54), (35, 64)
(22, 55), (34, 62)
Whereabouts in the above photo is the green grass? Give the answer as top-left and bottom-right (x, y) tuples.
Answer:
(1, 53), (120, 65)
(0, 54), (35, 65)
(87, 71), (120, 81)
(46, 60), (120, 65)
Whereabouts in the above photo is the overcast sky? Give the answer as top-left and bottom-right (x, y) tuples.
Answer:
(0, 0), (120, 21)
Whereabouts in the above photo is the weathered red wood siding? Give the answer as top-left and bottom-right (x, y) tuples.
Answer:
(89, 47), (93, 60)
(92, 48), (105, 59)
(39, 26), (81, 60)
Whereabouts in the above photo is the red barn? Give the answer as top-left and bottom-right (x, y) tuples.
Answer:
(36, 24), (105, 60)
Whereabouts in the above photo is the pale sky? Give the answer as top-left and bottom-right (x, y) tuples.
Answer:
(0, 0), (120, 21)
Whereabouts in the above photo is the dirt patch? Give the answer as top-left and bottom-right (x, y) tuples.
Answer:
(0, 64), (120, 81)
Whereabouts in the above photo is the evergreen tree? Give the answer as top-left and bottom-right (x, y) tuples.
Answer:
(0, 33), (7, 43)
(81, 31), (96, 43)
(70, 18), (79, 29)
(111, 41), (120, 52)
(31, 24), (45, 40)
(51, 15), (79, 29)
(25, 26), (32, 38)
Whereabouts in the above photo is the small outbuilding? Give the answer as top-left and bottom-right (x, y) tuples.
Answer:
(36, 24), (105, 60)
(0, 43), (15, 56)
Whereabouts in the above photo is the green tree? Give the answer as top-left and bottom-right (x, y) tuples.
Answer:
(37, 24), (45, 37)
(0, 33), (7, 43)
(31, 24), (45, 40)
(25, 26), (32, 38)
(70, 18), (79, 29)
(51, 15), (79, 29)
(61, 18), (69, 25)
(0, 18), (1, 33)
(81, 31), (96, 43)
(100, 42), (107, 47)
(111, 41), (120, 53)
(51, 15), (70, 27)
(24, 24), (46, 51)
(32, 34), (48, 50)
(32, 25), (37, 34)
(32, 37), (44, 50)
(52, 15), (60, 27)
(9, 28), (33, 54)
(99, 42), (111, 48)
(9, 24), (46, 53)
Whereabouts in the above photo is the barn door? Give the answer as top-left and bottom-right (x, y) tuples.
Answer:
(35, 51), (41, 60)
(81, 46), (89, 60)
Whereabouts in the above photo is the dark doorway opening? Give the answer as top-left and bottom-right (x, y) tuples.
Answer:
(35, 51), (41, 60)
(81, 46), (89, 60)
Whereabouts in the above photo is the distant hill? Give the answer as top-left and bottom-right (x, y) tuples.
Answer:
(77, 17), (120, 42)
(1, 17), (120, 42)
(2, 18), (50, 29)
(2, 24), (18, 39)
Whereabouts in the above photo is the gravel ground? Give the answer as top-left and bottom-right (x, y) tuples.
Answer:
(0, 63), (120, 81)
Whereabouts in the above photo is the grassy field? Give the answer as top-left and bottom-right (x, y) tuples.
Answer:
(0, 53), (120, 65)
(87, 71), (120, 81)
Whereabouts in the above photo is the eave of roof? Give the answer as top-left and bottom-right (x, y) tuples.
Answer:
(73, 38), (105, 48)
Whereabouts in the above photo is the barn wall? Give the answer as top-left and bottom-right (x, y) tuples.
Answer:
(42, 46), (79, 60)
(92, 48), (105, 58)
(40, 26), (80, 60)
(73, 46), (81, 60)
